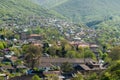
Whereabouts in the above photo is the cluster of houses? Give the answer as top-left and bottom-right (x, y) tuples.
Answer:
(0, 56), (107, 80)
(0, 35), (108, 80)
(0, 16), (109, 80)
(1, 15), (101, 44)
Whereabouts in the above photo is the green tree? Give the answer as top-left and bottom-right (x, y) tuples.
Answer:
(47, 43), (60, 57)
(14, 59), (23, 66)
(2, 41), (7, 48)
(43, 41), (49, 53)
(72, 73), (84, 80)
(22, 44), (29, 54)
(87, 73), (98, 80)
(24, 44), (42, 69)
(65, 50), (76, 58)
(9, 47), (22, 56)
(61, 62), (73, 73)
(65, 50), (81, 58)
(83, 48), (96, 60)
(0, 42), (4, 49)
(109, 46), (120, 61)
(32, 75), (41, 80)
(14, 34), (20, 40)
(46, 74), (59, 80)
(78, 46), (84, 52)
(100, 60), (120, 80)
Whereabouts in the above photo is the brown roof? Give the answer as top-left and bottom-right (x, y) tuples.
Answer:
(2, 65), (14, 70)
(9, 75), (33, 80)
(17, 65), (27, 69)
(79, 64), (91, 70)
(43, 71), (61, 75)
(29, 34), (41, 37)
(89, 44), (99, 48)
(69, 41), (89, 46)
(39, 63), (53, 67)
(40, 57), (94, 64)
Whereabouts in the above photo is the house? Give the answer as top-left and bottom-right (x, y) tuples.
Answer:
(38, 57), (95, 71)
(74, 61), (106, 76)
(20, 32), (29, 40)
(78, 43), (89, 48)
(62, 72), (75, 80)
(89, 44), (99, 58)
(30, 40), (43, 47)
(43, 70), (64, 80)
(0, 65), (15, 73)
(29, 34), (42, 40)
(39, 57), (94, 66)
(74, 64), (91, 72)
(38, 57), (106, 76)
(69, 41), (89, 48)
(0, 56), (27, 73)
(89, 44), (99, 52)
(9, 75), (33, 80)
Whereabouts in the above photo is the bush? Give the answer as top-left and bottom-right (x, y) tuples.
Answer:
(32, 75), (41, 80)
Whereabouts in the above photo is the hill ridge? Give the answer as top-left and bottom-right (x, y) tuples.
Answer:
(35, 0), (120, 24)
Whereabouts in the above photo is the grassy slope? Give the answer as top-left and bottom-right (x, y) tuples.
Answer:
(0, 0), (49, 17)
(36, 0), (120, 23)
(0, 0), (65, 24)
(32, 0), (69, 9)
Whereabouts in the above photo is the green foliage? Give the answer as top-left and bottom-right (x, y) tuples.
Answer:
(36, 0), (120, 45)
(46, 74), (59, 80)
(78, 47), (96, 59)
(65, 50), (80, 58)
(94, 17), (120, 45)
(14, 34), (20, 40)
(0, 77), (4, 80)
(22, 44), (29, 54)
(84, 49), (96, 59)
(47, 44), (60, 57)
(109, 46), (120, 61)
(37, 0), (120, 23)
(9, 47), (22, 56)
(24, 44), (42, 69)
(0, 41), (7, 49)
(87, 73), (98, 80)
(61, 62), (73, 73)
(0, 0), (64, 25)
(72, 73), (84, 80)
(28, 27), (63, 41)
(0, 42), (5, 49)
(32, 75), (41, 80)
(14, 59), (23, 65)
(100, 61), (120, 80)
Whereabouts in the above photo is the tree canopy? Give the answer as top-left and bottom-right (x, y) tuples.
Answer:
(24, 44), (42, 69)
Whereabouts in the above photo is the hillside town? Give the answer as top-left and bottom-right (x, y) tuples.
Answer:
(0, 16), (110, 80)
(0, 0), (120, 80)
